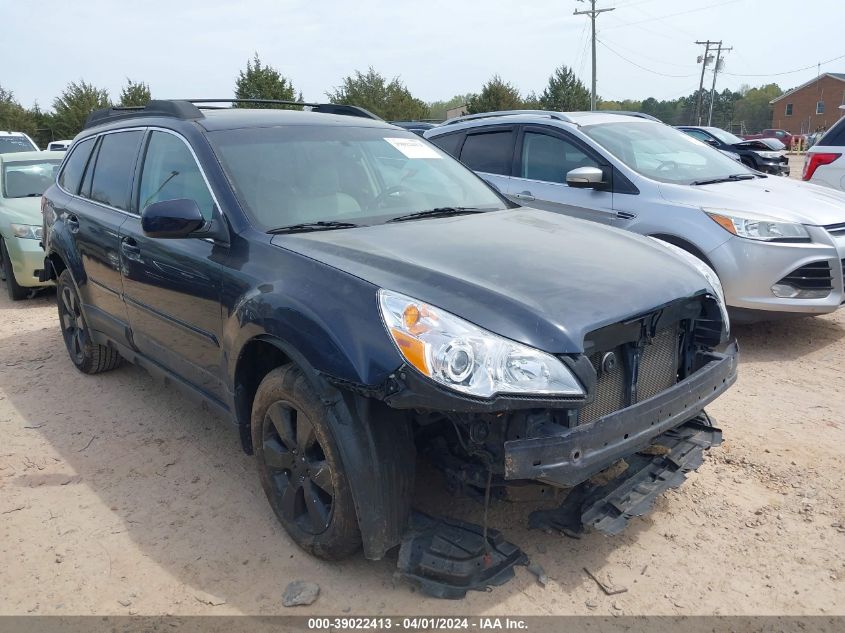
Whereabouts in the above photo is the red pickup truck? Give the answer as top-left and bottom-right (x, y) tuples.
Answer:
(743, 129), (801, 149)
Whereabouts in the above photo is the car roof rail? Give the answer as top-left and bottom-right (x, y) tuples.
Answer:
(83, 99), (382, 130)
(599, 110), (661, 122)
(441, 110), (576, 126)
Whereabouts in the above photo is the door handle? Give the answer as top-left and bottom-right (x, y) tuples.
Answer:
(66, 214), (80, 233)
(120, 237), (141, 259)
(615, 211), (637, 220)
(513, 191), (535, 202)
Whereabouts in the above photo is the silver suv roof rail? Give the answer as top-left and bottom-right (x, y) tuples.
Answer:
(441, 110), (576, 126)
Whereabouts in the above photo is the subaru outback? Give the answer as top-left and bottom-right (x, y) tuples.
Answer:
(40, 100), (736, 596)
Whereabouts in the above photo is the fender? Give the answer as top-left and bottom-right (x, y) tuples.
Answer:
(233, 332), (414, 561)
(45, 220), (86, 286)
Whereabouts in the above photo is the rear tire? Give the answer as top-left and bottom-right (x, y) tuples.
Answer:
(56, 269), (123, 374)
(251, 364), (362, 560)
(0, 238), (28, 301)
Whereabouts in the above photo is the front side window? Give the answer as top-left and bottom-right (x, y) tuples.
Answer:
(582, 121), (752, 185)
(139, 132), (214, 219)
(0, 135), (37, 153)
(89, 131), (144, 210)
(682, 129), (713, 143)
(58, 137), (95, 194)
(520, 132), (598, 184)
(209, 126), (505, 231)
(459, 131), (514, 176)
(2, 159), (62, 198)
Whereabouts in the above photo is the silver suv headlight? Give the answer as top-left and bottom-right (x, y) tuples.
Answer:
(650, 239), (730, 337)
(378, 289), (584, 398)
(11, 224), (43, 240)
(704, 208), (809, 242)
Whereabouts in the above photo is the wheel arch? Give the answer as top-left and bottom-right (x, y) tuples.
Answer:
(233, 333), (415, 561)
(649, 233), (717, 271)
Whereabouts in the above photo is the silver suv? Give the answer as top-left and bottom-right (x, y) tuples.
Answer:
(425, 110), (845, 321)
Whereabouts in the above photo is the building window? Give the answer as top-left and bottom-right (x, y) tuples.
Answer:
(785, 103), (793, 116)
(816, 101), (825, 114)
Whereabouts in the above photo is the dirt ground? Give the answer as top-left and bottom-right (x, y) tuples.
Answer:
(0, 286), (843, 617)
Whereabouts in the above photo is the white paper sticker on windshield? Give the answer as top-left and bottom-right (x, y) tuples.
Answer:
(385, 137), (442, 159)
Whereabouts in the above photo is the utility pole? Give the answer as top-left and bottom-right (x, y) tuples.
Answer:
(707, 41), (731, 126)
(694, 40), (716, 125)
(574, 0), (615, 111)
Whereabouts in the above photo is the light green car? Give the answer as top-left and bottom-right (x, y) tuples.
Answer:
(0, 151), (64, 300)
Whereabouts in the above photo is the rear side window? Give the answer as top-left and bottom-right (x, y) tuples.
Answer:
(820, 118), (845, 147)
(89, 131), (143, 210)
(428, 133), (463, 158)
(58, 138), (95, 194)
(139, 131), (214, 219)
(460, 131), (514, 175)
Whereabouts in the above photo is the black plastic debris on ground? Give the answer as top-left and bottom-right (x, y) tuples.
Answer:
(529, 418), (722, 537)
(397, 511), (528, 599)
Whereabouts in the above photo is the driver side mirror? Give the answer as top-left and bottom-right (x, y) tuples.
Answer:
(704, 138), (720, 147)
(141, 198), (206, 239)
(566, 166), (606, 189)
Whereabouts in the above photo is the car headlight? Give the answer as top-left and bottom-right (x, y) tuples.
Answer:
(649, 238), (730, 337)
(10, 224), (42, 240)
(378, 289), (584, 398)
(704, 208), (809, 242)
(754, 150), (783, 160)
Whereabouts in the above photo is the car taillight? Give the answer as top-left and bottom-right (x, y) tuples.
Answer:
(803, 152), (842, 180)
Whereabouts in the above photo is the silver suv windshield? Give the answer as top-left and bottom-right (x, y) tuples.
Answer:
(582, 121), (753, 185)
(208, 126), (506, 231)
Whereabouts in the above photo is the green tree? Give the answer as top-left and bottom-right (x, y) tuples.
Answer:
(52, 81), (110, 139)
(234, 53), (296, 107)
(0, 85), (38, 138)
(119, 78), (151, 107)
(428, 93), (474, 120)
(466, 75), (522, 114)
(538, 65), (590, 111)
(733, 83), (782, 132)
(328, 67), (429, 120)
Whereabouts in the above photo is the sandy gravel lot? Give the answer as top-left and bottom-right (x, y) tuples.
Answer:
(0, 286), (843, 617)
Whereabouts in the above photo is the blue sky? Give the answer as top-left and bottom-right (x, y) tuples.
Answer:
(2, 0), (843, 108)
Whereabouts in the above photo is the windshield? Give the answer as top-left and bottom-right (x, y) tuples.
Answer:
(582, 121), (753, 185)
(0, 136), (38, 154)
(2, 159), (61, 198)
(707, 127), (743, 145)
(208, 126), (506, 230)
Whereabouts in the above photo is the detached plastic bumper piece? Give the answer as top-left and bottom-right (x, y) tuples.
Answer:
(529, 417), (722, 536)
(397, 511), (528, 599)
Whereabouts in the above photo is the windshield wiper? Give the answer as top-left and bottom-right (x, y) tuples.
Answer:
(691, 173), (756, 186)
(387, 207), (486, 223)
(267, 220), (360, 234)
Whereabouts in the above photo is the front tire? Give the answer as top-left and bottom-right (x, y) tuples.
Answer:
(56, 269), (123, 374)
(0, 238), (28, 301)
(251, 364), (361, 560)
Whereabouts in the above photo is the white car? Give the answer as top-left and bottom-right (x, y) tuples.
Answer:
(46, 140), (73, 152)
(0, 131), (39, 154)
(803, 116), (845, 192)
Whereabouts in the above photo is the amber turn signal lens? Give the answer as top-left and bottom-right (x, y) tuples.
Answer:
(389, 327), (430, 375)
(708, 213), (737, 235)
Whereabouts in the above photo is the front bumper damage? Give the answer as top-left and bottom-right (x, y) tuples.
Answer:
(504, 345), (736, 487)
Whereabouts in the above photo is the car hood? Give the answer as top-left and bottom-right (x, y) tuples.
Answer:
(658, 176), (845, 225)
(271, 208), (712, 354)
(0, 197), (42, 225)
(733, 138), (785, 151)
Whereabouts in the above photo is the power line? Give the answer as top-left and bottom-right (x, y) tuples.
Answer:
(722, 52), (845, 77)
(602, 0), (743, 30)
(598, 36), (696, 69)
(596, 39), (698, 78)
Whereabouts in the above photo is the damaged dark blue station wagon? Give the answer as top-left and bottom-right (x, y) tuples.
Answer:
(41, 100), (736, 598)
